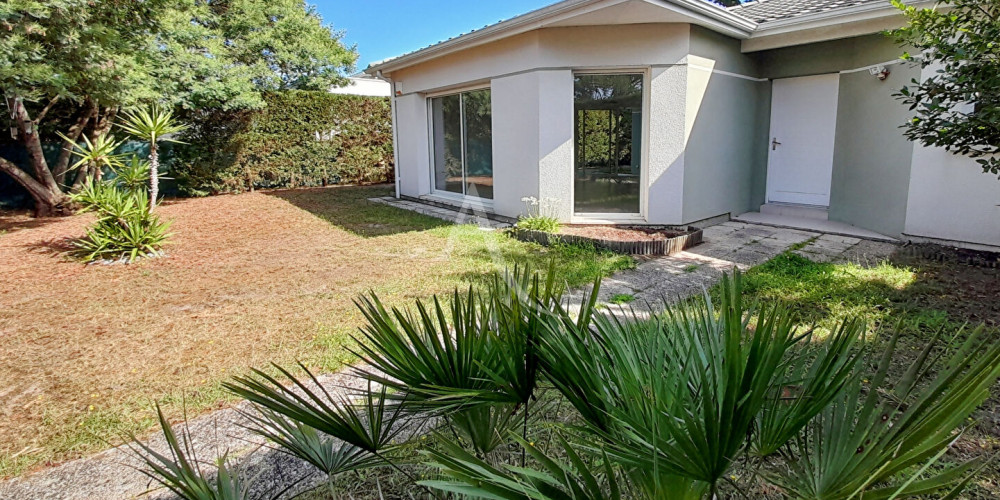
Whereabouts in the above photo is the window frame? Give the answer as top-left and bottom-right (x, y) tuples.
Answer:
(570, 68), (651, 223)
(426, 85), (494, 204)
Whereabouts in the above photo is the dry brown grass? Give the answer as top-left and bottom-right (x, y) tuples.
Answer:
(0, 184), (632, 478)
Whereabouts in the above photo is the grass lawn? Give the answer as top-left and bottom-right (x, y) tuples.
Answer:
(735, 250), (1000, 497)
(297, 246), (1000, 499)
(0, 184), (633, 478)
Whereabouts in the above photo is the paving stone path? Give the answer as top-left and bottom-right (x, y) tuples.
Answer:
(583, 221), (897, 308)
(0, 220), (896, 500)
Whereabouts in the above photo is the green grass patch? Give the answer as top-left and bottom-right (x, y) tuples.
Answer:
(608, 293), (636, 304)
(726, 252), (917, 333)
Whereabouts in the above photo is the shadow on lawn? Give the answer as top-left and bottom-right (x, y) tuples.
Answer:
(0, 210), (71, 235)
(266, 184), (453, 238)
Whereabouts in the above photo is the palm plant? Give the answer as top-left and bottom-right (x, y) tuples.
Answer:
(771, 325), (1000, 499)
(136, 267), (1000, 499)
(130, 406), (251, 500)
(56, 131), (128, 185)
(118, 105), (186, 210)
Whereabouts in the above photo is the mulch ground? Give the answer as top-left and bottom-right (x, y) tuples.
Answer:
(0, 184), (516, 477)
(558, 224), (687, 242)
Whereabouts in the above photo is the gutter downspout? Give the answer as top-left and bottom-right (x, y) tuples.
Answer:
(376, 70), (401, 199)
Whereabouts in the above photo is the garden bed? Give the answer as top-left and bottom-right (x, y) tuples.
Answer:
(510, 224), (703, 256)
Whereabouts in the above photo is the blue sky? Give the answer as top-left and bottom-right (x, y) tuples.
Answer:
(314, 1), (554, 71)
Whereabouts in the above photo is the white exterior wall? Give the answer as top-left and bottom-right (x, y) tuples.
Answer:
(536, 70), (576, 221)
(386, 24), (692, 221)
(329, 77), (391, 97)
(904, 146), (1000, 249)
(492, 72), (542, 217)
(903, 64), (1000, 249)
(393, 93), (431, 198)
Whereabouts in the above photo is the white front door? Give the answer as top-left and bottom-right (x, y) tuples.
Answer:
(766, 74), (840, 207)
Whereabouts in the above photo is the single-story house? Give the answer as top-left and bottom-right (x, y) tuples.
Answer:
(329, 74), (392, 97)
(365, 0), (1000, 250)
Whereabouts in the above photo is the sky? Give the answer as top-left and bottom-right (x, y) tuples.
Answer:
(314, 0), (554, 71)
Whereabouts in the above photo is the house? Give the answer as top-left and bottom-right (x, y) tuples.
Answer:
(329, 74), (392, 97)
(365, 0), (1000, 250)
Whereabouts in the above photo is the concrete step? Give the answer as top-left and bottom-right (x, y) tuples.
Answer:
(760, 203), (828, 220)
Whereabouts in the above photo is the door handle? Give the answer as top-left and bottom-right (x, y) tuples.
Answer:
(772, 138), (782, 151)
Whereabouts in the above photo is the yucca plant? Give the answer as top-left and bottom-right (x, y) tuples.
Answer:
(114, 156), (154, 193)
(70, 182), (171, 262)
(57, 131), (128, 184)
(118, 105), (186, 210)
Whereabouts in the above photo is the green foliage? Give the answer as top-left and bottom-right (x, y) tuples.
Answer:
(422, 433), (622, 500)
(0, 0), (357, 213)
(517, 215), (561, 233)
(243, 408), (383, 476)
(70, 181), (171, 262)
(139, 265), (1000, 499)
(172, 92), (393, 195)
(130, 406), (250, 500)
(892, 0), (1000, 176)
(57, 132), (129, 174)
(771, 325), (1000, 499)
(608, 293), (635, 304)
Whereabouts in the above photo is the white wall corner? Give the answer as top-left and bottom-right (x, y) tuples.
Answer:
(645, 65), (688, 224)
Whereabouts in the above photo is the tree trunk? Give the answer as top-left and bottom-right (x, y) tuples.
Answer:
(149, 142), (159, 210)
(53, 102), (98, 186)
(1, 96), (74, 216)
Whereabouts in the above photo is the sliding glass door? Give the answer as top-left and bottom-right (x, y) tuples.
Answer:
(573, 73), (643, 214)
(430, 89), (493, 200)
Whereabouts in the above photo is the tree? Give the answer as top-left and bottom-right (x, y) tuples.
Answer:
(118, 107), (187, 210)
(0, 0), (357, 216)
(892, 0), (1000, 176)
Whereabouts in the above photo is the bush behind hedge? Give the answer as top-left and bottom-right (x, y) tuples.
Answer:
(172, 91), (393, 196)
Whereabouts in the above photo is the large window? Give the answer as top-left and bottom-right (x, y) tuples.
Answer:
(573, 73), (643, 214)
(430, 89), (493, 200)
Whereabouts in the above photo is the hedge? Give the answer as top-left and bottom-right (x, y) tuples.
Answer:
(171, 91), (394, 196)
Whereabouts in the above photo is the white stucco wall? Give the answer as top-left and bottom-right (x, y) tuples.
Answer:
(393, 93), (430, 198)
(902, 64), (1000, 249)
(491, 72), (542, 217)
(329, 77), (391, 97)
(385, 24), (693, 221)
(536, 70), (576, 221)
(646, 64), (688, 224)
(904, 146), (1000, 249)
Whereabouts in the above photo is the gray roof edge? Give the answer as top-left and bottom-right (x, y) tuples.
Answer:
(365, 0), (756, 75)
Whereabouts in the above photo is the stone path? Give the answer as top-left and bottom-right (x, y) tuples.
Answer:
(581, 221), (897, 308)
(0, 221), (896, 500)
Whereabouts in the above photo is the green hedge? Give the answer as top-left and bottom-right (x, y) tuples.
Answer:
(172, 91), (393, 196)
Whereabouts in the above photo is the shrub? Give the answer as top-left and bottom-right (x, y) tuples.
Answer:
(172, 91), (393, 195)
(136, 267), (1000, 499)
(517, 196), (561, 233)
(70, 180), (171, 262)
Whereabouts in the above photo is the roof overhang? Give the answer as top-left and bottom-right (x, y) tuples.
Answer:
(365, 0), (756, 75)
(740, 0), (939, 52)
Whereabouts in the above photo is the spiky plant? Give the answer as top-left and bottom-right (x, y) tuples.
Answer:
(56, 131), (128, 184)
(118, 106), (186, 210)
(130, 406), (251, 500)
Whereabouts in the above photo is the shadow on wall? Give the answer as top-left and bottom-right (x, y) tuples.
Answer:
(264, 184), (452, 238)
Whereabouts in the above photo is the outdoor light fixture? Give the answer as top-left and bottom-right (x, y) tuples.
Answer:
(869, 65), (891, 81)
